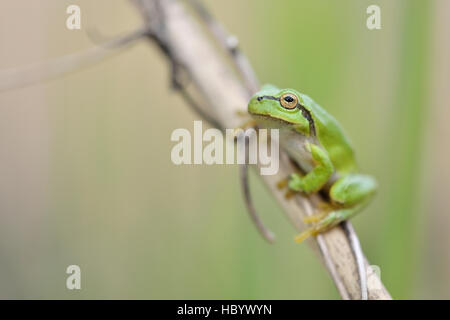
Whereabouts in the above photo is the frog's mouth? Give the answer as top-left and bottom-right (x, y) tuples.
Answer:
(248, 95), (288, 123)
(256, 95), (280, 103)
(248, 113), (297, 127)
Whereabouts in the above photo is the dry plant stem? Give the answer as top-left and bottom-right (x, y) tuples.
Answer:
(132, 0), (392, 300)
(186, 0), (260, 93)
(343, 221), (368, 300)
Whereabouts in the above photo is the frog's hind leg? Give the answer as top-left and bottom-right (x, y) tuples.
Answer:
(295, 174), (376, 300)
(294, 203), (370, 300)
(295, 206), (359, 243)
(295, 174), (377, 243)
(329, 174), (377, 208)
(302, 202), (333, 224)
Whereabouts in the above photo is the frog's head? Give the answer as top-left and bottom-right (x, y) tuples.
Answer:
(248, 85), (312, 136)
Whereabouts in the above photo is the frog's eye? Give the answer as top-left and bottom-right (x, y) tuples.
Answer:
(280, 93), (298, 109)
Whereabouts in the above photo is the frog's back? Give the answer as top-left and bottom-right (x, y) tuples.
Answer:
(299, 93), (358, 174)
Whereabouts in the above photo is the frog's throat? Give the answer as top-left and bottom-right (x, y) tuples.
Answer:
(248, 112), (297, 126)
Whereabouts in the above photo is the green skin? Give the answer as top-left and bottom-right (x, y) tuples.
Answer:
(248, 84), (377, 235)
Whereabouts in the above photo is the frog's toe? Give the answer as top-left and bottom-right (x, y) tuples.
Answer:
(296, 210), (342, 243)
(303, 211), (329, 224)
(294, 227), (318, 244)
(287, 173), (303, 192)
(277, 177), (289, 189)
(284, 189), (295, 199)
(295, 222), (332, 244)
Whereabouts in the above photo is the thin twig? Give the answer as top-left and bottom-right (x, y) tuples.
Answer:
(316, 233), (351, 300)
(0, 27), (148, 92)
(186, 0), (259, 94)
(343, 220), (368, 300)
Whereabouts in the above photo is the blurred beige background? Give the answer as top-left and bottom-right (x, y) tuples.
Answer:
(0, 0), (449, 299)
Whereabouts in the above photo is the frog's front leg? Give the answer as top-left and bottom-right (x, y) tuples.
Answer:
(288, 143), (334, 194)
(295, 174), (377, 243)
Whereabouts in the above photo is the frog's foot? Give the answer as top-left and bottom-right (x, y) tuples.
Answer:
(294, 227), (319, 244)
(303, 202), (335, 223)
(295, 214), (330, 243)
(287, 173), (303, 192)
(276, 177), (296, 199)
(277, 177), (289, 189)
(295, 222), (332, 244)
(303, 211), (329, 224)
(284, 189), (295, 199)
(278, 171), (304, 191)
(295, 209), (349, 243)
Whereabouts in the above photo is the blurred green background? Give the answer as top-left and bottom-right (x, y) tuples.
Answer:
(0, 0), (449, 299)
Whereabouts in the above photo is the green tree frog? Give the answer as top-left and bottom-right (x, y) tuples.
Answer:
(248, 84), (377, 242)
